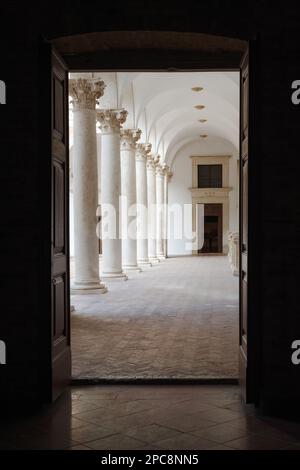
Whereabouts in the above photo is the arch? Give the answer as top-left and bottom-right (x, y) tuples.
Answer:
(166, 135), (239, 170)
(51, 31), (247, 57)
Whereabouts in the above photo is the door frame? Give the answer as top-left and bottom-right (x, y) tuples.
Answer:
(43, 31), (260, 405)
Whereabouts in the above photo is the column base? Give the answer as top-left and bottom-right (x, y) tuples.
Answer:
(71, 281), (108, 295)
(149, 257), (160, 264)
(138, 259), (152, 267)
(101, 272), (128, 281)
(157, 254), (166, 260)
(123, 265), (142, 273)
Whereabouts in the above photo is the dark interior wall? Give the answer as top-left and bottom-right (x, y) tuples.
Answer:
(1, 1), (300, 417)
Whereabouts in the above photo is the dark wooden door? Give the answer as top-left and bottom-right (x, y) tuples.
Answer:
(239, 47), (253, 402)
(42, 46), (71, 402)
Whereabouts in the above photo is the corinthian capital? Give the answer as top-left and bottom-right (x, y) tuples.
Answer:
(154, 154), (161, 165)
(96, 109), (128, 134)
(162, 163), (170, 175)
(69, 78), (106, 110)
(146, 154), (156, 170)
(156, 163), (165, 177)
(136, 143), (152, 161)
(120, 129), (141, 150)
(168, 170), (174, 182)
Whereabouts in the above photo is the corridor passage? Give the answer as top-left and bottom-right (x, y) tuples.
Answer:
(71, 256), (239, 380)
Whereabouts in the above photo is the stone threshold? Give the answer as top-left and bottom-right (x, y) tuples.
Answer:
(71, 377), (239, 385)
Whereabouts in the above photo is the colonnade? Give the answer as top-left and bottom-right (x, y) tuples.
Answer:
(69, 78), (170, 294)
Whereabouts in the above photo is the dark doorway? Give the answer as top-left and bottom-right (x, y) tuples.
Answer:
(199, 203), (223, 254)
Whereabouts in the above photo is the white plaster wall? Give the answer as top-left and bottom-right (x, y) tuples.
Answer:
(168, 138), (239, 256)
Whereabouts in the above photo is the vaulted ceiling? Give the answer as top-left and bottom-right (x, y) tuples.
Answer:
(69, 71), (239, 166)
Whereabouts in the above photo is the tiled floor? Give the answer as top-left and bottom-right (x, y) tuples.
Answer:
(1, 385), (300, 450)
(71, 256), (239, 379)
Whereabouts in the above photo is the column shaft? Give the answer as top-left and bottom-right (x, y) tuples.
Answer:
(96, 132), (102, 204)
(97, 108), (128, 280)
(147, 156), (159, 262)
(156, 164), (165, 259)
(120, 129), (141, 272)
(163, 164), (170, 258)
(136, 144), (152, 266)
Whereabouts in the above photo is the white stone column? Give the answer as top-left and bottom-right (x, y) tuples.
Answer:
(147, 155), (159, 263)
(136, 143), (152, 267)
(120, 128), (141, 272)
(162, 163), (170, 258)
(97, 108), (128, 280)
(156, 160), (165, 259)
(69, 78), (107, 294)
(96, 132), (102, 203)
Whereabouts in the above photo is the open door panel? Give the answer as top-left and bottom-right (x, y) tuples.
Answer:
(50, 49), (71, 402)
(40, 44), (71, 403)
(239, 45), (258, 404)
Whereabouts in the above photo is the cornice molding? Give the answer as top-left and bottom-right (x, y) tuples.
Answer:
(189, 187), (233, 198)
